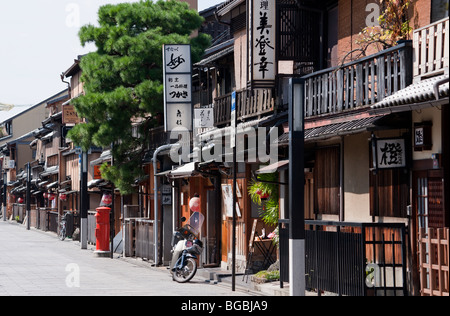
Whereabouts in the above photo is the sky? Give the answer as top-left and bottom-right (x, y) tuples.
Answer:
(0, 0), (224, 107)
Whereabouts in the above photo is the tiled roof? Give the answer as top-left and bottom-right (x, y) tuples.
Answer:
(276, 115), (388, 144)
(371, 74), (449, 112)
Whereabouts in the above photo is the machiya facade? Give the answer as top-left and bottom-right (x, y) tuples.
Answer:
(1, 0), (448, 297)
(169, 0), (449, 296)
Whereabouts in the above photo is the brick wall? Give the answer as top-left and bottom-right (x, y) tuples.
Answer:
(337, 0), (432, 64)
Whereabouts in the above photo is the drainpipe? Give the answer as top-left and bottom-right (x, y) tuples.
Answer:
(433, 76), (449, 100)
(153, 144), (177, 266)
(340, 136), (344, 222)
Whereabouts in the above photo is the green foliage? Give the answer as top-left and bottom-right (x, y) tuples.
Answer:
(254, 270), (280, 282)
(68, 0), (211, 194)
(248, 173), (279, 227)
(357, 0), (413, 52)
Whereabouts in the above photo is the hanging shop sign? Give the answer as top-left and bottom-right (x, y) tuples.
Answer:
(414, 121), (432, 151)
(63, 104), (81, 124)
(373, 138), (407, 169)
(193, 108), (214, 129)
(250, 0), (277, 88)
(163, 44), (193, 132)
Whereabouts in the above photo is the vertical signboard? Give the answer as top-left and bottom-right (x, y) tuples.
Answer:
(230, 91), (236, 148)
(163, 44), (193, 132)
(250, 0), (277, 88)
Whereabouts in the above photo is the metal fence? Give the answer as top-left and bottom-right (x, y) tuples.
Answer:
(88, 211), (97, 245)
(279, 220), (408, 296)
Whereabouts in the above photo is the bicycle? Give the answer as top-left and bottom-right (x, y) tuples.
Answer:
(59, 212), (67, 241)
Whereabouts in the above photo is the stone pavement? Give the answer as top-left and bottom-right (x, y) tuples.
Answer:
(0, 220), (263, 296)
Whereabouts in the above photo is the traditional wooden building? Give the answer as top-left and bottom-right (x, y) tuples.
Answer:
(171, 0), (448, 295)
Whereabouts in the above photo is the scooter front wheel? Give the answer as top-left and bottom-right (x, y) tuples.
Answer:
(172, 257), (197, 283)
(59, 227), (66, 241)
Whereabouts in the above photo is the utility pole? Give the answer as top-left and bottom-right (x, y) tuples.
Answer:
(288, 78), (306, 296)
(2, 172), (6, 222)
(26, 162), (31, 230)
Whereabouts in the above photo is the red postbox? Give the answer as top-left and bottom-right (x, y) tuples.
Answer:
(95, 207), (111, 254)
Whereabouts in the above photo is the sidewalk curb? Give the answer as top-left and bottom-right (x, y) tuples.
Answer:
(3, 220), (288, 296)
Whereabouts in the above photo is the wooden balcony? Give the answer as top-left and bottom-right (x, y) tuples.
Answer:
(413, 17), (449, 81)
(213, 88), (275, 126)
(303, 41), (413, 119)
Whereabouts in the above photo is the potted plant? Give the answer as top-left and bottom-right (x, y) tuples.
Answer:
(248, 172), (279, 240)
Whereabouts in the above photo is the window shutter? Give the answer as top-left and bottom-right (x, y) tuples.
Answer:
(370, 168), (409, 218)
(314, 146), (340, 215)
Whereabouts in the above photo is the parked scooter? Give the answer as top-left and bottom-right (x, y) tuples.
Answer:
(170, 212), (204, 283)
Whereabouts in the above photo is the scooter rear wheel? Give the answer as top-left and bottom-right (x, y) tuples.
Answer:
(172, 257), (197, 283)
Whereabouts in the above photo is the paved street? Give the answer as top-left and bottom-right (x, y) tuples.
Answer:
(0, 220), (257, 297)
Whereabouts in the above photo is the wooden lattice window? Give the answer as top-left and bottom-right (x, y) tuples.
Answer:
(277, 0), (323, 67)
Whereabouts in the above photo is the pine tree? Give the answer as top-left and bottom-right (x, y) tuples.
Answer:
(68, 0), (210, 193)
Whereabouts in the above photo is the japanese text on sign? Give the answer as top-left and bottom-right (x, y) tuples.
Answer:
(194, 108), (214, 128)
(163, 44), (192, 132)
(376, 139), (406, 169)
(252, 0), (276, 81)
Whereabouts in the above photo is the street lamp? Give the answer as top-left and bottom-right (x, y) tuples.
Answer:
(288, 78), (306, 296)
(2, 172), (6, 221)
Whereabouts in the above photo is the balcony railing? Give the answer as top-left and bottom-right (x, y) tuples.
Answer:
(413, 17), (449, 81)
(303, 42), (413, 119)
(213, 88), (275, 126)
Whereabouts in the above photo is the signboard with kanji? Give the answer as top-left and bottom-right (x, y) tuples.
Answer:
(194, 108), (214, 128)
(250, 0), (276, 88)
(163, 44), (192, 132)
(63, 104), (81, 124)
(375, 138), (406, 169)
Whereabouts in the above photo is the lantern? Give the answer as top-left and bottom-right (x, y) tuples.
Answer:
(59, 193), (67, 201)
(260, 192), (270, 200)
(101, 193), (112, 206)
(48, 194), (55, 201)
(18, 197), (24, 204)
(256, 188), (269, 200)
(189, 196), (200, 212)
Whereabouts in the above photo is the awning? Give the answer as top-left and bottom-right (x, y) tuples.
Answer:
(40, 166), (59, 177)
(156, 162), (199, 179)
(169, 162), (198, 179)
(195, 45), (234, 67)
(88, 178), (109, 189)
(46, 181), (59, 189)
(256, 160), (290, 174)
(90, 150), (111, 166)
(155, 169), (173, 177)
(41, 131), (54, 141)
